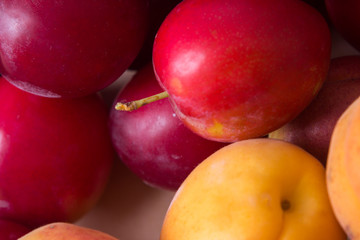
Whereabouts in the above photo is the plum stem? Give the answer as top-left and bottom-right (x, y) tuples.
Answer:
(115, 91), (169, 111)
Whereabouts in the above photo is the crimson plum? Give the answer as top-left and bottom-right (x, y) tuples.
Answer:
(0, 77), (114, 227)
(0, 0), (149, 98)
(152, 0), (331, 142)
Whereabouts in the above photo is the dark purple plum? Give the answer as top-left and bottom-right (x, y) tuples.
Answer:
(270, 55), (360, 165)
(109, 63), (227, 190)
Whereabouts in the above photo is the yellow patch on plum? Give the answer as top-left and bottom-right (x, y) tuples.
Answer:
(170, 77), (183, 95)
(207, 120), (224, 137)
(312, 81), (323, 96)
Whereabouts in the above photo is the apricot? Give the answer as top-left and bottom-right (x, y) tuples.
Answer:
(161, 139), (346, 240)
(327, 96), (360, 239)
(19, 222), (118, 240)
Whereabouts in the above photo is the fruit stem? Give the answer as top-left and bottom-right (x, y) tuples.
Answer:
(115, 91), (169, 111)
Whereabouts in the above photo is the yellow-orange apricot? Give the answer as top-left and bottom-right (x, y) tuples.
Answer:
(327, 96), (360, 239)
(161, 138), (346, 240)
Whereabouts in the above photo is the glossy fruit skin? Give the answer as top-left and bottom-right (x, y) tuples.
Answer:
(109, 63), (227, 190)
(0, 0), (149, 98)
(0, 77), (114, 227)
(325, 0), (360, 52)
(153, 0), (331, 142)
(270, 56), (360, 165)
(0, 219), (31, 240)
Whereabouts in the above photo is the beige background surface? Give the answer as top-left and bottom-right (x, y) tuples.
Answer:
(75, 28), (358, 240)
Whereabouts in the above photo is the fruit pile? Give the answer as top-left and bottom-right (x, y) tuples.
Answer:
(0, 0), (359, 239)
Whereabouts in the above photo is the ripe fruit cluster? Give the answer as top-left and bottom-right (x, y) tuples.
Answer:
(0, 0), (359, 239)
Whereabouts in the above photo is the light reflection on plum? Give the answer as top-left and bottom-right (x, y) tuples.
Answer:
(172, 50), (205, 77)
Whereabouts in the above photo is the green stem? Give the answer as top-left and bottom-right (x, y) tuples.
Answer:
(115, 91), (169, 111)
